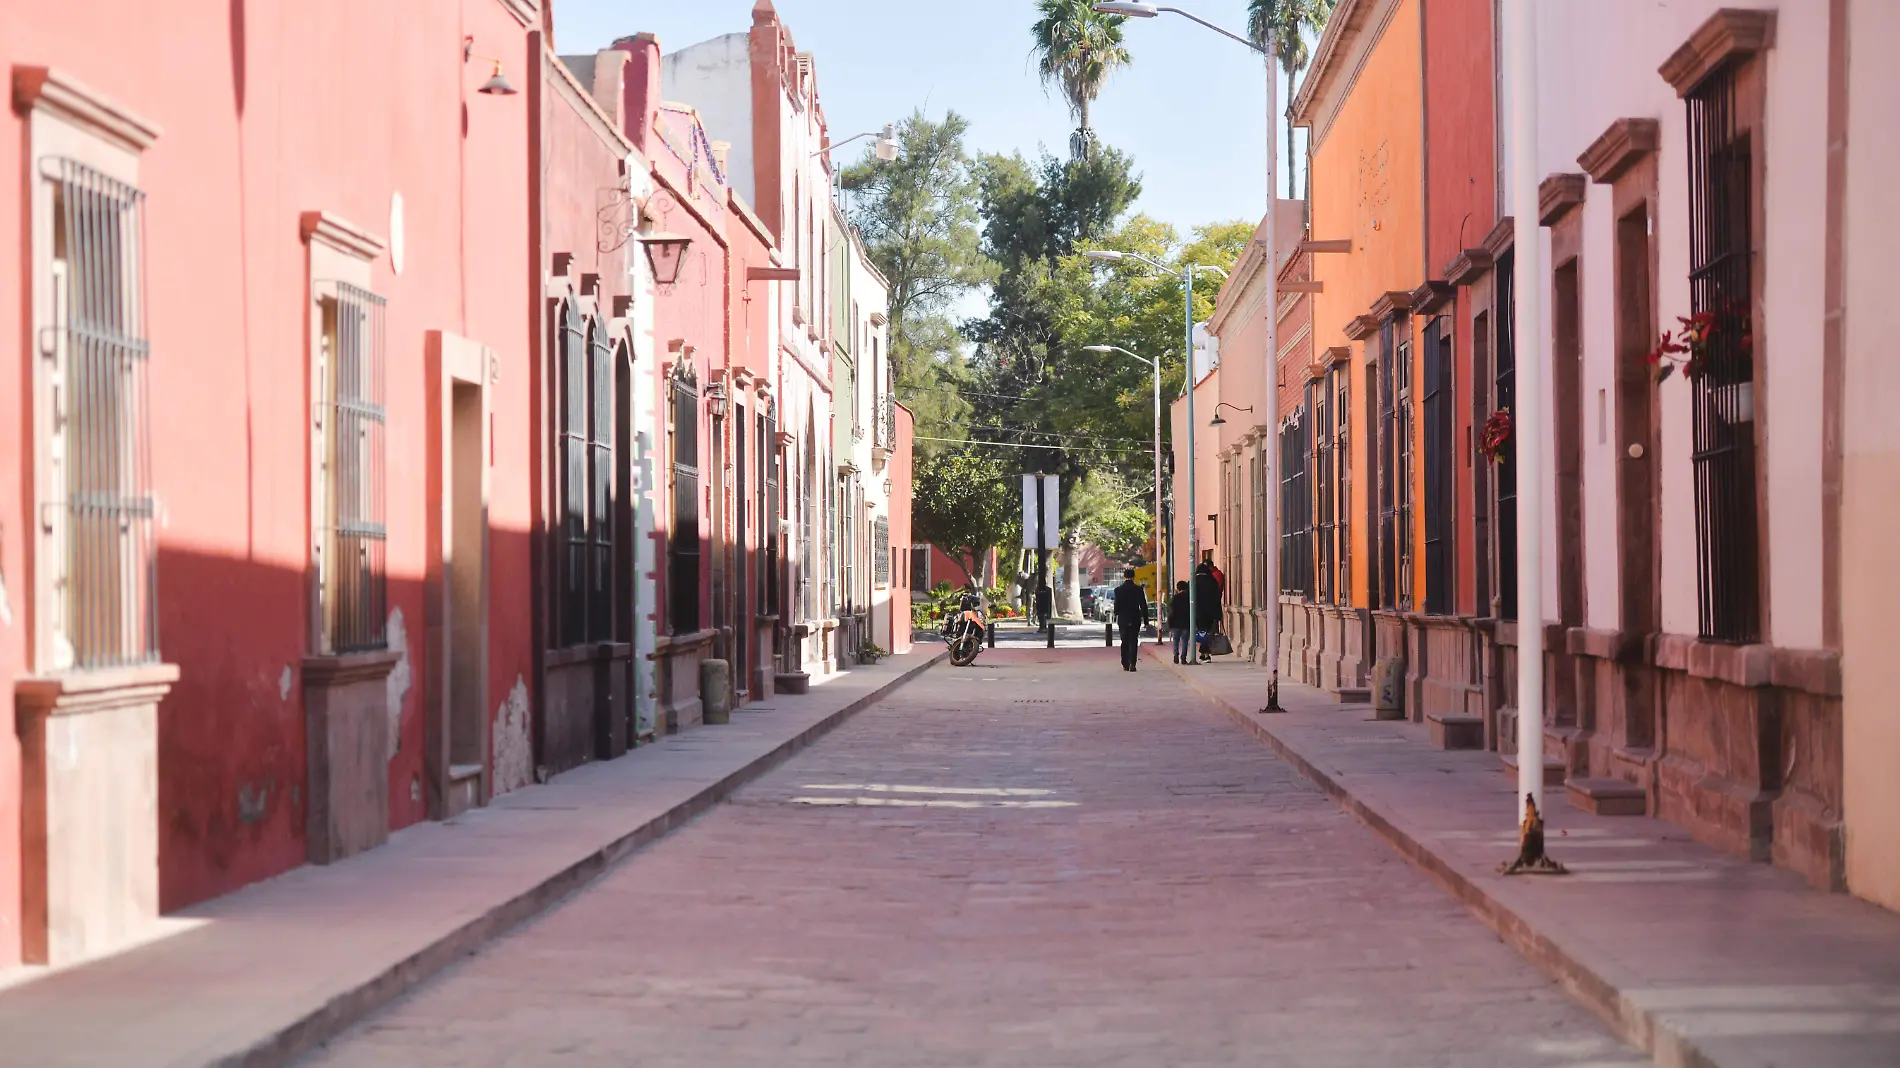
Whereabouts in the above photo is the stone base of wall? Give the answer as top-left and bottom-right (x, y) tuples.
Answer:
(16, 664), (178, 966)
(543, 643), (631, 774)
(655, 628), (716, 733)
(1259, 603), (1845, 890)
(303, 652), (401, 866)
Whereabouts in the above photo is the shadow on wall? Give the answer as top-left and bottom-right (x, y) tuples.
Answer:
(151, 524), (533, 912)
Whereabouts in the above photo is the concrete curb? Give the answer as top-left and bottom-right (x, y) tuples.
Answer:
(1149, 646), (1718, 1068)
(236, 649), (948, 1068)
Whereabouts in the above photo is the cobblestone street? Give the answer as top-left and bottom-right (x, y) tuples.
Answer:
(303, 646), (1642, 1068)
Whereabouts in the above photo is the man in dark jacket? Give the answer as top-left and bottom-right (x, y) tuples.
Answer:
(1111, 568), (1149, 672)
(1193, 560), (1222, 662)
(1034, 581), (1054, 632)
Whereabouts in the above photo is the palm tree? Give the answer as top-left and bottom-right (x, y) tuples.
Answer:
(1031, 0), (1132, 159)
(1248, 0), (1336, 201)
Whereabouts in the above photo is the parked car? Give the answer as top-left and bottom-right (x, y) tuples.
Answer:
(1078, 586), (1098, 619)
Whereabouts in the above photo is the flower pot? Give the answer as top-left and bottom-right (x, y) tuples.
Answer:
(1713, 381), (1755, 424)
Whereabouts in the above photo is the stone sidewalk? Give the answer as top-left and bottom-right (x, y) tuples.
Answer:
(1151, 646), (1900, 1068)
(0, 648), (944, 1068)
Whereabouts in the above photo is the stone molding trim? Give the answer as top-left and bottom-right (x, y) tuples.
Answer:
(651, 627), (718, 656)
(1444, 248), (1494, 288)
(12, 66), (162, 153)
(301, 650), (402, 686)
(1304, 361), (1328, 383)
(1578, 119), (1660, 184)
(301, 211), (387, 262)
(1651, 634), (1841, 697)
(1564, 625), (1646, 664)
(1409, 280), (1456, 315)
(1368, 289), (1416, 322)
(1660, 8), (1777, 96)
(1486, 619), (1567, 651)
(1481, 216), (1516, 258)
(1538, 173), (1588, 225)
(1343, 314), (1379, 341)
(544, 642), (632, 667)
(15, 663), (180, 719)
(1324, 344), (1353, 366)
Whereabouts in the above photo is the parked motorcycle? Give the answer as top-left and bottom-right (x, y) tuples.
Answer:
(941, 592), (986, 667)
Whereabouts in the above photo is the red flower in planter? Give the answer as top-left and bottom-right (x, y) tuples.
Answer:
(1478, 407), (1513, 463)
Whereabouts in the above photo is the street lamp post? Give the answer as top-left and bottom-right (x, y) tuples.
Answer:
(1095, 0), (1283, 706)
(1085, 343), (1164, 642)
(1085, 250), (1224, 660)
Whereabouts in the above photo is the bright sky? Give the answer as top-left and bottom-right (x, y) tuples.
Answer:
(556, 1), (1296, 247)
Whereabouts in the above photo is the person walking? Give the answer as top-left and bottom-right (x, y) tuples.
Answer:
(1168, 580), (1192, 664)
(1034, 580), (1054, 633)
(1111, 568), (1149, 672)
(1193, 560), (1222, 663)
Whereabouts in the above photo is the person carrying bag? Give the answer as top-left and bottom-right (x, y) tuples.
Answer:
(1192, 561), (1226, 661)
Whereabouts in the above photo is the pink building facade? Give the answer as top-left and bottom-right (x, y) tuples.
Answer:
(0, 0), (541, 966)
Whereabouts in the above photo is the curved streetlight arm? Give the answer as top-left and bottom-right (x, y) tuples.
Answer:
(1083, 343), (1154, 369)
(813, 124), (900, 161)
(1092, 3), (1270, 57)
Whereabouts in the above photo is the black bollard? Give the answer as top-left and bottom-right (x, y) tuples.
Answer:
(1104, 622), (1113, 647)
(1046, 622), (1055, 649)
(987, 622), (996, 648)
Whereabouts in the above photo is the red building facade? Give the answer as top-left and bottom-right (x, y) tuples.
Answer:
(0, 0), (540, 965)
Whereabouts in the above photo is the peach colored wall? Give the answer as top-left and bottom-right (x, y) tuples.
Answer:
(0, 0), (537, 940)
(1169, 369), (1222, 583)
(1842, 0), (1900, 912)
(1305, 0), (1424, 607)
(1535, 0), (1832, 645)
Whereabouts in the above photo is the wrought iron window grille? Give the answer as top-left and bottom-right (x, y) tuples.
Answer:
(42, 157), (160, 670)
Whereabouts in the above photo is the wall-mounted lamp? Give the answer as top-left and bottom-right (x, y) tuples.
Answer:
(464, 37), (517, 96)
(1208, 402), (1254, 427)
(638, 232), (693, 285)
(705, 381), (729, 418)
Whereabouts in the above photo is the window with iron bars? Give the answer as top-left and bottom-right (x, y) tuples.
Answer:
(1334, 367), (1352, 607)
(42, 158), (159, 670)
(668, 370), (701, 634)
(1377, 321), (1414, 611)
(1686, 62), (1760, 643)
(556, 302), (616, 646)
(1251, 451), (1268, 607)
(1312, 374), (1335, 605)
(1281, 410), (1313, 599)
(874, 517), (890, 586)
(1494, 247), (1519, 620)
(1422, 317), (1455, 616)
(762, 411), (780, 616)
(1397, 338), (1414, 610)
(312, 281), (389, 653)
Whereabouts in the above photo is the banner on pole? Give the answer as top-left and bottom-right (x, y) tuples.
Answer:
(1022, 474), (1059, 550)
(1041, 473), (1060, 550)
(1022, 475), (1039, 549)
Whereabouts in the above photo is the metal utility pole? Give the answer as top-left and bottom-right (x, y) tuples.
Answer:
(1507, 0), (1545, 823)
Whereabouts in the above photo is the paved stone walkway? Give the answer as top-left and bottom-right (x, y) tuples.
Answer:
(303, 646), (1642, 1068)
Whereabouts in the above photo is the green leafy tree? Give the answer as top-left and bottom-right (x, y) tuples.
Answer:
(840, 112), (994, 451)
(1030, 0), (1133, 159)
(1248, 0), (1335, 199)
(911, 448), (1019, 586)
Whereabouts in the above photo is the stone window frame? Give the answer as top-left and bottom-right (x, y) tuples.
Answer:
(1661, 8), (1776, 644)
(15, 67), (167, 678)
(301, 211), (388, 656)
